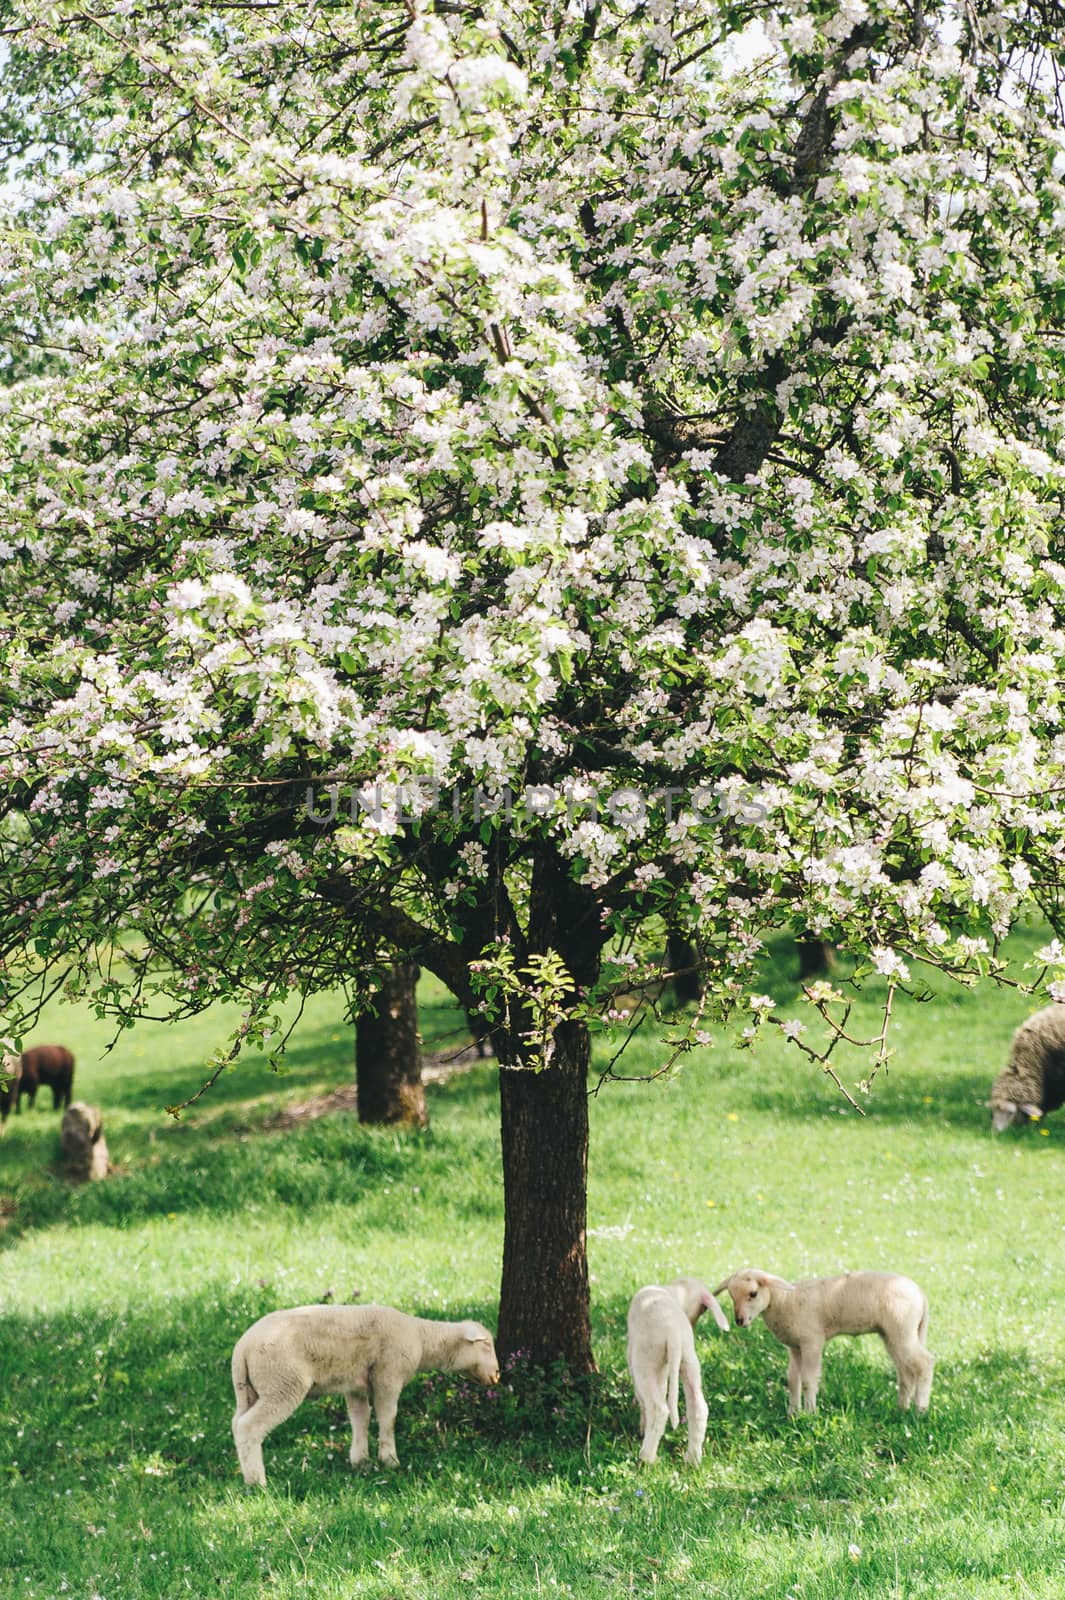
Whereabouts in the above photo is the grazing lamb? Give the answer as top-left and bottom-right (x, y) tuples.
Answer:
(714, 1268), (933, 1417)
(0, 1052), (22, 1132)
(18, 1044), (75, 1112)
(990, 1004), (1065, 1131)
(231, 1303), (499, 1487)
(626, 1276), (730, 1465)
(60, 1102), (110, 1181)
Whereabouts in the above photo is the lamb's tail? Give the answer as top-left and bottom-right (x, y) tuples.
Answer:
(231, 1341), (257, 1415)
(665, 1333), (682, 1429)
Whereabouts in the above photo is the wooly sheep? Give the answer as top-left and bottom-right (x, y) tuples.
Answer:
(714, 1268), (933, 1417)
(60, 1102), (109, 1181)
(0, 1052), (22, 1133)
(626, 1276), (730, 1465)
(990, 1004), (1065, 1131)
(18, 1044), (75, 1112)
(231, 1303), (499, 1486)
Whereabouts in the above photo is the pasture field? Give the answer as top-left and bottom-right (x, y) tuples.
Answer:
(3, 925), (1065, 1599)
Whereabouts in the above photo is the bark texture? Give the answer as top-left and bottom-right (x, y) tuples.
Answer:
(496, 1018), (595, 1373)
(796, 939), (835, 980)
(667, 931), (703, 1005)
(355, 962), (428, 1128)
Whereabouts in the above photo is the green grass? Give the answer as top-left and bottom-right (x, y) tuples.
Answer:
(4, 924), (1065, 1598)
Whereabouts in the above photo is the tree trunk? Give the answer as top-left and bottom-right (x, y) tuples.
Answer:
(667, 931), (703, 1005)
(355, 961), (428, 1128)
(496, 1017), (595, 1374)
(796, 938), (835, 981)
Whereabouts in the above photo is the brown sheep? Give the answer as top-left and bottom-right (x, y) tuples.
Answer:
(17, 1045), (75, 1112)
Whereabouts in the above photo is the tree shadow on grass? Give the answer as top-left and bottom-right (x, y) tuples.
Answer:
(739, 1066), (1002, 1131)
(0, 1055), (502, 1248)
(0, 1117), (422, 1243)
(81, 1026), (358, 1117)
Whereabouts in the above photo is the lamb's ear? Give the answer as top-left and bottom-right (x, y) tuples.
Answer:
(754, 1271), (771, 1286)
(711, 1278), (731, 1296)
(462, 1322), (491, 1342)
(702, 1291), (731, 1332)
(1020, 1103), (1043, 1120)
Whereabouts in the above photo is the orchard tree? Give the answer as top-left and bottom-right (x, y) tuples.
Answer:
(2, 0), (1065, 1371)
(355, 959), (427, 1128)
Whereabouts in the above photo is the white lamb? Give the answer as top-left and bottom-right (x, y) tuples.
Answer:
(231, 1303), (499, 1486)
(714, 1268), (933, 1417)
(626, 1276), (730, 1465)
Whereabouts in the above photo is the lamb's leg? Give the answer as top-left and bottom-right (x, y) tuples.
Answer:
(913, 1349), (934, 1412)
(886, 1326), (932, 1412)
(892, 1343), (916, 1410)
(798, 1344), (823, 1414)
(371, 1376), (404, 1468)
(786, 1348), (802, 1418)
(635, 1375), (669, 1465)
(679, 1354), (708, 1465)
(627, 1357), (647, 1438)
(232, 1382), (309, 1488)
(345, 1392), (371, 1467)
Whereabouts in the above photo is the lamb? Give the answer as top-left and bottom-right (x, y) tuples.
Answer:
(990, 1004), (1065, 1131)
(714, 1268), (933, 1417)
(60, 1102), (110, 1181)
(626, 1276), (730, 1465)
(231, 1302), (499, 1487)
(17, 1044), (75, 1112)
(0, 1052), (21, 1133)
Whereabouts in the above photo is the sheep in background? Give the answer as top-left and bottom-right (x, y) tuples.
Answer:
(626, 1276), (730, 1465)
(0, 1052), (21, 1133)
(60, 1102), (109, 1181)
(715, 1268), (933, 1417)
(990, 1004), (1065, 1131)
(231, 1303), (499, 1487)
(18, 1044), (75, 1112)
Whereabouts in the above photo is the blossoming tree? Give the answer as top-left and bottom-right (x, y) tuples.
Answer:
(1, 0), (1064, 1370)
